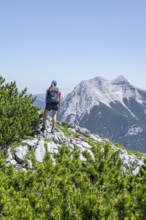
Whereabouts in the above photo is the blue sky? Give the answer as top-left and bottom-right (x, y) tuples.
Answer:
(0, 0), (146, 96)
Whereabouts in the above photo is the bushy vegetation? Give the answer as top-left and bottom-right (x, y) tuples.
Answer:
(0, 76), (41, 146)
(1, 76), (146, 219)
(1, 144), (146, 219)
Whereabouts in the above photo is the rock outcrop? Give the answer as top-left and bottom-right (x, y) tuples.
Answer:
(5, 116), (145, 175)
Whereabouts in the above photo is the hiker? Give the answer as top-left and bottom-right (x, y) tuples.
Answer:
(41, 80), (61, 133)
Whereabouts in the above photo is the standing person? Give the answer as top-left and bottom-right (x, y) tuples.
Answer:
(41, 80), (61, 133)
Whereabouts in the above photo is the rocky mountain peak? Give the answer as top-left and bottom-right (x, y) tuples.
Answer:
(111, 75), (129, 85)
(90, 76), (109, 85)
(57, 75), (146, 153)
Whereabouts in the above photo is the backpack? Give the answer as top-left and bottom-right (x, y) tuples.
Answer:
(47, 87), (59, 103)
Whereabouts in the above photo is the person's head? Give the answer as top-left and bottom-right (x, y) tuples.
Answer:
(51, 80), (57, 86)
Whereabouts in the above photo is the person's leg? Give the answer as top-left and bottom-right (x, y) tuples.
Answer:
(42, 109), (49, 130)
(52, 110), (57, 129)
(51, 103), (59, 132)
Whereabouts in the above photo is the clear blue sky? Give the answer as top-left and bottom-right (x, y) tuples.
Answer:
(0, 0), (146, 96)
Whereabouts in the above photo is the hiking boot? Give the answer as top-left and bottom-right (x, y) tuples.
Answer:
(51, 126), (55, 133)
(41, 124), (46, 132)
(51, 126), (59, 133)
(54, 127), (59, 132)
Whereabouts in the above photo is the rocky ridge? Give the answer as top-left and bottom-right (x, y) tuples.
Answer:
(3, 116), (145, 175)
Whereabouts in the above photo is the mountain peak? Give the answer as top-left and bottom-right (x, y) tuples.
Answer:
(93, 76), (108, 81)
(112, 75), (129, 85)
(90, 76), (109, 84)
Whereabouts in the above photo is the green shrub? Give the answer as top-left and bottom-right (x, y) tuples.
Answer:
(1, 144), (146, 219)
(0, 76), (41, 145)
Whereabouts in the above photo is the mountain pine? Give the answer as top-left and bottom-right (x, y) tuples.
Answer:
(0, 76), (41, 146)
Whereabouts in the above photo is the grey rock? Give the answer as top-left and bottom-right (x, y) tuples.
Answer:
(35, 140), (46, 162)
(14, 145), (28, 164)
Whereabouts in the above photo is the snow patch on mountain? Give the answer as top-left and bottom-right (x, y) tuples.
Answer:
(126, 125), (143, 136)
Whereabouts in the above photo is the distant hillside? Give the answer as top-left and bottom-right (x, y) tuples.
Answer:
(32, 94), (45, 111)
